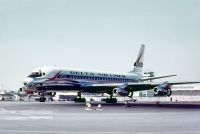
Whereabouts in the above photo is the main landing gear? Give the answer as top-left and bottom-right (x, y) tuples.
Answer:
(38, 92), (56, 102)
(74, 91), (86, 103)
(39, 92), (46, 102)
(39, 96), (46, 102)
(105, 92), (117, 103)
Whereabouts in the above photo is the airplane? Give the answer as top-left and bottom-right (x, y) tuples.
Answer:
(21, 44), (200, 103)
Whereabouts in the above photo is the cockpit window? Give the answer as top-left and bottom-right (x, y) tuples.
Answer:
(28, 71), (44, 78)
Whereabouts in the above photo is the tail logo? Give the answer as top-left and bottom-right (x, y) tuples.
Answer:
(129, 44), (145, 75)
(134, 44), (145, 67)
(134, 62), (143, 67)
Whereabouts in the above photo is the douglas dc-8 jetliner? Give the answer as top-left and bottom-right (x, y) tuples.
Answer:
(21, 45), (200, 102)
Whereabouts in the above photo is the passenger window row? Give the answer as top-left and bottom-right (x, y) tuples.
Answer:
(58, 75), (133, 82)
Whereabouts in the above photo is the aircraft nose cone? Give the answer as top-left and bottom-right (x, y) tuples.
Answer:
(23, 78), (34, 87)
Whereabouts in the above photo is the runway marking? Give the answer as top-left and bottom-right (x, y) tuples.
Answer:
(0, 108), (53, 120)
(0, 116), (53, 120)
(0, 107), (7, 111)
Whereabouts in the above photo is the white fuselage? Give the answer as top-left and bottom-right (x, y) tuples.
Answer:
(23, 66), (141, 93)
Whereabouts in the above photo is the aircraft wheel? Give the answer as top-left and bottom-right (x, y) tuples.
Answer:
(39, 97), (46, 102)
(127, 91), (133, 98)
(167, 89), (172, 97)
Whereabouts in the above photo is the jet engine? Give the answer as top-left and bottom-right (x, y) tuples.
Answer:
(113, 83), (133, 97)
(153, 82), (172, 96)
(18, 87), (33, 95)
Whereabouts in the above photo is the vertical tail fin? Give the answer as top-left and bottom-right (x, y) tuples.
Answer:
(129, 44), (145, 76)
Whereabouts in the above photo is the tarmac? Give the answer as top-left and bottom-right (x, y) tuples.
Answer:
(0, 101), (200, 134)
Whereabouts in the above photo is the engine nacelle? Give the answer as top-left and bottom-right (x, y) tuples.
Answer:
(153, 82), (172, 96)
(113, 83), (133, 97)
(113, 87), (129, 96)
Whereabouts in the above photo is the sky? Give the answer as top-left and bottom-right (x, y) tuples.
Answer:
(0, 0), (200, 90)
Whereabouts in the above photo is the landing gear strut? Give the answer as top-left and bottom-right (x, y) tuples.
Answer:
(106, 92), (117, 103)
(39, 92), (46, 102)
(47, 92), (55, 101)
(74, 91), (86, 103)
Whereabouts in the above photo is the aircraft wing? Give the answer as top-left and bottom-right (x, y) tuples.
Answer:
(126, 81), (200, 91)
(164, 81), (200, 85)
(140, 75), (177, 81)
(83, 81), (200, 93)
(83, 83), (155, 92)
(85, 82), (159, 92)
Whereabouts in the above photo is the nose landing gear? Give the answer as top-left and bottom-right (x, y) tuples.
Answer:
(39, 92), (46, 102)
(39, 97), (46, 102)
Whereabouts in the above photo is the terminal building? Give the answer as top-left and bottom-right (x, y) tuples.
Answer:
(0, 89), (16, 101)
(135, 84), (200, 102)
(138, 84), (200, 97)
